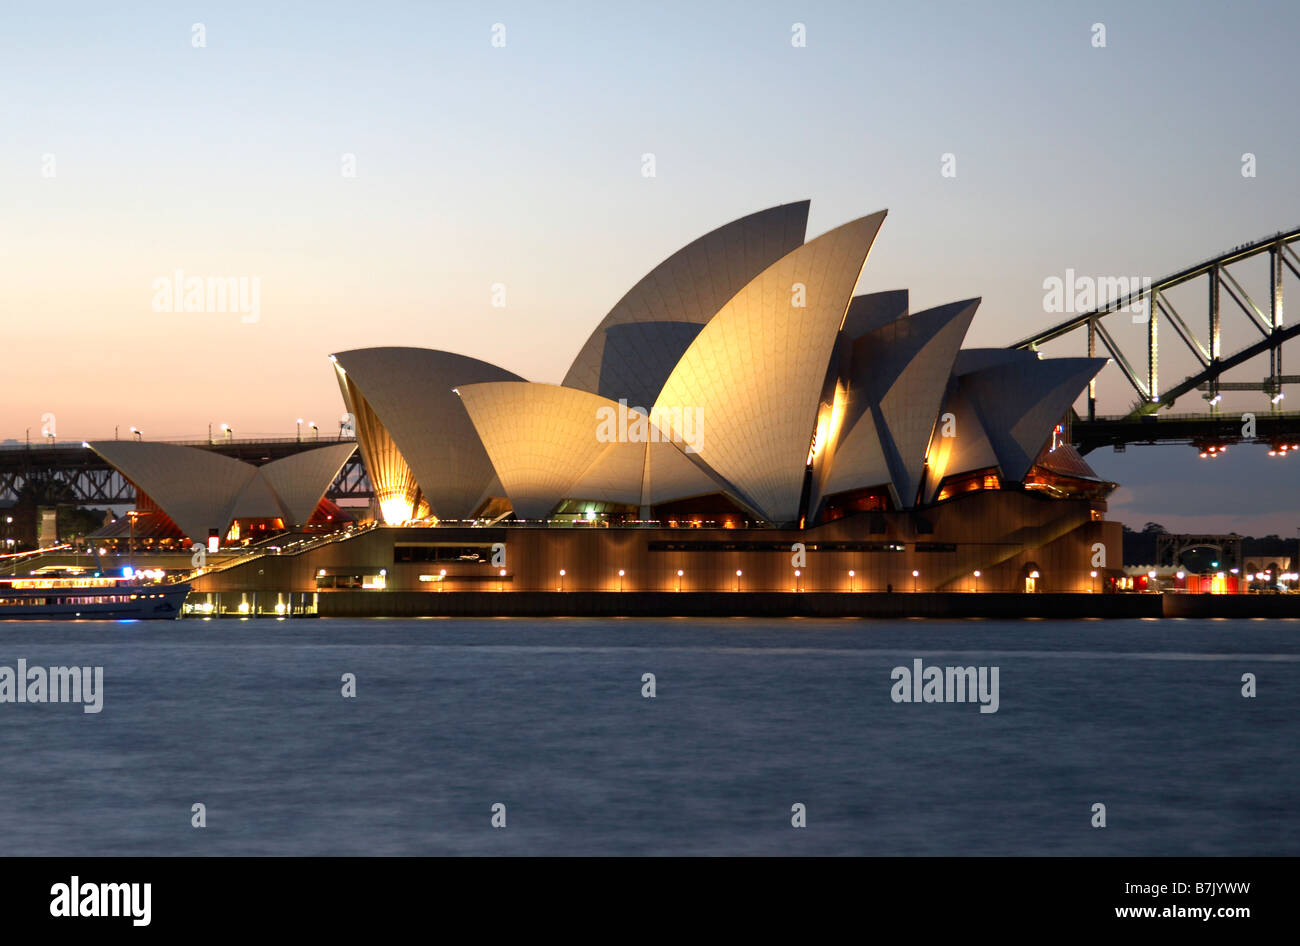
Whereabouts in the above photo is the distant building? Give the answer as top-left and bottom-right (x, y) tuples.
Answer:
(1241, 535), (1297, 581)
(1122, 530), (1298, 593)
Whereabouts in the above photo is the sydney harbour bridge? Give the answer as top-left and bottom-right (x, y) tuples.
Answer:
(1014, 225), (1300, 456)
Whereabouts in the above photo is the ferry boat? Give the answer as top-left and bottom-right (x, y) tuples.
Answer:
(0, 576), (190, 620)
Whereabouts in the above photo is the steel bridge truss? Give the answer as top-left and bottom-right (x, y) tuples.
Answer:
(1012, 226), (1300, 420)
(0, 459), (131, 506)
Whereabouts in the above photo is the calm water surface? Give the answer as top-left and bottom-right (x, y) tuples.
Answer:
(0, 617), (1295, 855)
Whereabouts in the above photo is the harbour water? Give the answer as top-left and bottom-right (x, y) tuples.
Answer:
(0, 617), (1294, 856)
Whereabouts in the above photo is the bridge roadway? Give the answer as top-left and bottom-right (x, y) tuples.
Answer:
(0, 437), (368, 505)
(1071, 410), (1300, 455)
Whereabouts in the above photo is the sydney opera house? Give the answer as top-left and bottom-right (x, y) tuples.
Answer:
(319, 201), (1118, 595)
(95, 201), (1120, 597)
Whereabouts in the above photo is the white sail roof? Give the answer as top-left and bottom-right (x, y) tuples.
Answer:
(330, 348), (524, 521)
(454, 383), (638, 520)
(562, 201), (810, 408)
(921, 382), (1002, 503)
(814, 299), (979, 510)
(456, 382), (743, 519)
(841, 289), (909, 339)
(961, 356), (1108, 481)
(259, 443), (357, 526)
(652, 212), (888, 523)
(89, 441), (350, 541)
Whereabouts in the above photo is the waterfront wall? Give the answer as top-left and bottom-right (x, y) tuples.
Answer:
(181, 588), (1300, 620)
(1161, 593), (1300, 619)
(314, 591), (1162, 619)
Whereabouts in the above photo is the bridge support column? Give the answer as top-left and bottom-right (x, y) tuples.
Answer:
(1147, 288), (1159, 405)
(1087, 320), (1097, 421)
(1271, 245), (1284, 410)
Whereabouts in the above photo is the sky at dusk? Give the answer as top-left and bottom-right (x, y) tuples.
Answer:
(3, 0), (1299, 534)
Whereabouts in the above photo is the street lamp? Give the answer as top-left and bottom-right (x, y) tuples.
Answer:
(129, 426), (142, 441)
(309, 421), (319, 441)
(912, 569), (920, 593)
(973, 570), (981, 593)
(558, 568), (566, 592)
(439, 568), (446, 591)
(296, 418), (303, 442)
(127, 510), (138, 562)
(1090, 569), (1098, 593)
(794, 568), (802, 592)
(221, 424), (233, 443)
(618, 568), (625, 592)
(735, 569), (742, 592)
(848, 569), (855, 593)
(676, 569), (683, 592)
(499, 568), (506, 592)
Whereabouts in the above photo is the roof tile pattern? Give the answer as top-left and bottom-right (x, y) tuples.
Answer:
(652, 212), (887, 523)
(563, 201), (810, 406)
(455, 383), (638, 520)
